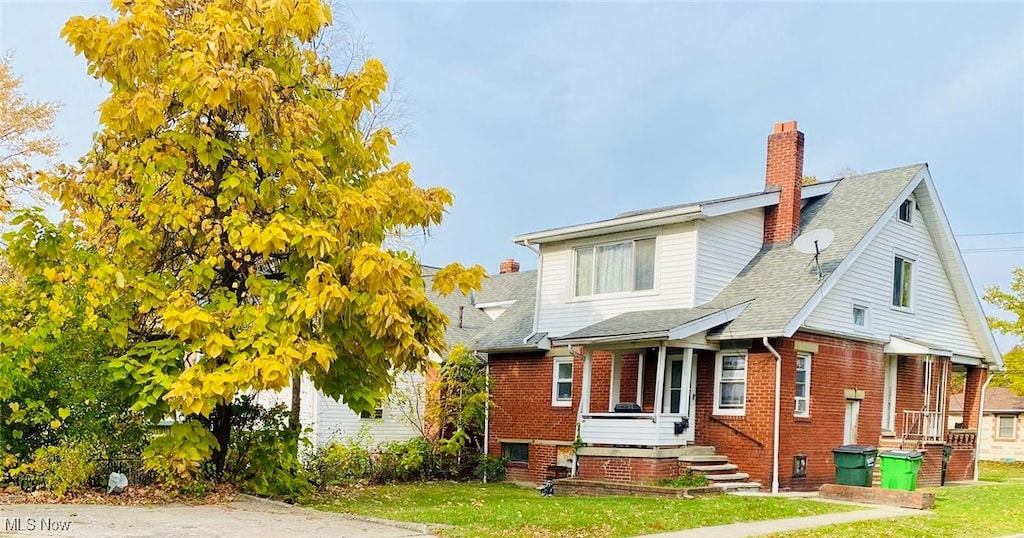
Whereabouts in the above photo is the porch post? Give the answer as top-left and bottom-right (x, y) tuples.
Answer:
(681, 347), (694, 416)
(653, 343), (667, 419)
(580, 350), (593, 415)
(608, 352), (621, 412)
(636, 350), (645, 407)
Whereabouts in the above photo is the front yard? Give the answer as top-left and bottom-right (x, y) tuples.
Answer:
(306, 482), (857, 538)
(770, 480), (1024, 537)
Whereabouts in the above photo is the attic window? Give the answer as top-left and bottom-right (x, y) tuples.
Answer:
(898, 199), (914, 224)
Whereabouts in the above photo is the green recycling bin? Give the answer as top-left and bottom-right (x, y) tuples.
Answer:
(879, 450), (923, 491)
(832, 444), (878, 487)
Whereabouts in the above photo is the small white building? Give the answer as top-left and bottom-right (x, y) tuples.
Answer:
(949, 387), (1024, 462)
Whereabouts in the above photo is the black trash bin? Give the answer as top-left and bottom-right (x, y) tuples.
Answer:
(940, 444), (954, 486)
(832, 445), (878, 487)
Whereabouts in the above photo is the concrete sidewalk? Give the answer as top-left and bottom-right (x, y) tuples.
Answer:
(637, 502), (927, 538)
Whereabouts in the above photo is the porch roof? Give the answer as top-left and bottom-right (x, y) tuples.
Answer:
(553, 302), (751, 345)
(884, 335), (954, 357)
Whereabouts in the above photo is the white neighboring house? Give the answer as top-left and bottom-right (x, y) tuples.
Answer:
(257, 262), (536, 449)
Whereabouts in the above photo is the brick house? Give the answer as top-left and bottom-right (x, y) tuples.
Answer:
(473, 121), (1002, 492)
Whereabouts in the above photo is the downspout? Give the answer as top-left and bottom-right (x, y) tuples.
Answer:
(477, 352), (490, 483)
(763, 336), (782, 494)
(521, 239), (543, 342)
(567, 344), (586, 477)
(973, 370), (994, 482)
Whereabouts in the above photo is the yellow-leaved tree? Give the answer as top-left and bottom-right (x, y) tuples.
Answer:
(44, 0), (483, 476)
(986, 268), (1024, 397)
(0, 56), (60, 215)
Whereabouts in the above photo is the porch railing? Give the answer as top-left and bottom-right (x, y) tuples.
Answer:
(946, 429), (978, 449)
(579, 412), (688, 447)
(902, 410), (944, 441)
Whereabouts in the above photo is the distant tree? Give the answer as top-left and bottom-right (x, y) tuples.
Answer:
(985, 268), (1024, 396)
(801, 175), (819, 186)
(0, 56), (59, 215)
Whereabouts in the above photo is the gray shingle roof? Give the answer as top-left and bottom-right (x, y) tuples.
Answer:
(556, 305), (734, 341)
(708, 164), (925, 337)
(470, 271), (542, 353)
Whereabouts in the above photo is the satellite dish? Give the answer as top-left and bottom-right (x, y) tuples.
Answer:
(793, 229), (835, 279)
(793, 229), (835, 254)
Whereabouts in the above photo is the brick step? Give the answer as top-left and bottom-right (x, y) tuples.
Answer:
(689, 464), (739, 474)
(678, 455), (729, 464)
(718, 481), (761, 492)
(706, 472), (750, 482)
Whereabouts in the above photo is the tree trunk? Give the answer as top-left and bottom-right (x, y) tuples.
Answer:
(290, 370), (301, 432)
(210, 401), (233, 479)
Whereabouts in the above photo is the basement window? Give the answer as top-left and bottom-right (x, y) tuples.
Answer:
(502, 442), (529, 464)
(793, 455), (808, 478)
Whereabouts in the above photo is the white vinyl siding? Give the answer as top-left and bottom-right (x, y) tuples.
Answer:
(695, 209), (764, 304)
(312, 371), (425, 448)
(536, 223), (697, 337)
(803, 191), (984, 358)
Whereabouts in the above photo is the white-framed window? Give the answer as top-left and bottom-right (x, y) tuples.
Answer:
(891, 254), (914, 309)
(574, 237), (656, 297)
(714, 352), (747, 415)
(997, 415), (1016, 439)
(794, 353), (811, 417)
(552, 358), (573, 407)
(898, 198), (914, 224)
(852, 303), (870, 330)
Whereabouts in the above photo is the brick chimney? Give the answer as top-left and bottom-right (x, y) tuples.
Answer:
(763, 120), (805, 244)
(499, 258), (520, 274)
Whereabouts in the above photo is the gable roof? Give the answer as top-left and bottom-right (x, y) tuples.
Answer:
(426, 269), (539, 354)
(469, 270), (544, 353)
(949, 387), (1024, 413)
(709, 164), (926, 338)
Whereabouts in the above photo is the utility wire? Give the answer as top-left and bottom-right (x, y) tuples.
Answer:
(956, 232), (1024, 238)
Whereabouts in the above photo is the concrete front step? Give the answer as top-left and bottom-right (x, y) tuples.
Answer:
(689, 463), (739, 473)
(677, 446), (716, 456)
(678, 455), (729, 464)
(718, 481), (762, 492)
(707, 472), (750, 482)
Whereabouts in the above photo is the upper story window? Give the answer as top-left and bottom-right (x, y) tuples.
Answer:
(852, 303), (870, 330)
(574, 238), (655, 297)
(892, 255), (914, 309)
(898, 199), (914, 224)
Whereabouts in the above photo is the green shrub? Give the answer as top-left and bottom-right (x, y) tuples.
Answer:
(306, 441), (374, 486)
(223, 395), (313, 501)
(473, 454), (507, 482)
(656, 470), (708, 488)
(143, 421), (217, 490)
(20, 438), (99, 497)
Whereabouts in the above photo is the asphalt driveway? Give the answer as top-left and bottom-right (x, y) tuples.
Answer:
(0, 495), (435, 537)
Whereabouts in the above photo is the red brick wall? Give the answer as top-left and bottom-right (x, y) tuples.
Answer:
(618, 353), (640, 405)
(577, 455), (680, 483)
(694, 334), (888, 491)
(946, 446), (975, 482)
(763, 121), (804, 244)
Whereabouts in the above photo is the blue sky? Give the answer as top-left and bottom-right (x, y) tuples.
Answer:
(2, 1), (1022, 342)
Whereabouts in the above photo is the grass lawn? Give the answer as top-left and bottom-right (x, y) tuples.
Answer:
(769, 481), (1024, 538)
(978, 460), (1024, 482)
(307, 482), (858, 538)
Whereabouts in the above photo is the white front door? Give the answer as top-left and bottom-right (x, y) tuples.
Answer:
(844, 400), (860, 444)
(882, 355), (897, 433)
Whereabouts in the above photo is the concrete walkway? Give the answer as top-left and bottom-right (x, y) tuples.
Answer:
(637, 502), (927, 538)
(0, 495), (436, 537)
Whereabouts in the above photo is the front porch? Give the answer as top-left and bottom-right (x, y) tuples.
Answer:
(575, 344), (707, 448)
